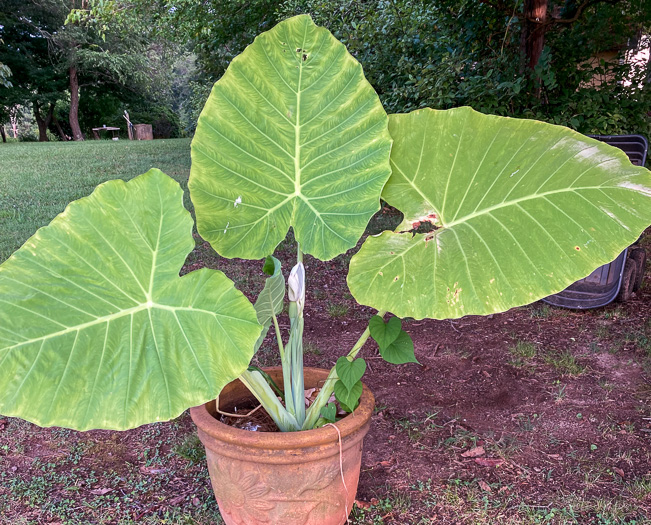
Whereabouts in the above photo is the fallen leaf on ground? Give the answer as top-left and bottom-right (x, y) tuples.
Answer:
(90, 488), (113, 495)
(547, 454), (562, 460)
(304, 388), (316, 405)
(474, 457), (505, 467)
(478, 480), (492, 492)
(355, 499), (371, 509)
(169, 495), (186, 506)
(613, 467), (625, 478)
(139, 466), (167, 475)
(461, 446), (485, 458)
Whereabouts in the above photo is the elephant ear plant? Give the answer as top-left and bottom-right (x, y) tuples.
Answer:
(1, 15), (651, 438)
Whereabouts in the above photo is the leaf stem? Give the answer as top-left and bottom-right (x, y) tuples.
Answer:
(272, 310), (284, 360)
(239, 369), (300, 432)
(302, 309), (387, 430)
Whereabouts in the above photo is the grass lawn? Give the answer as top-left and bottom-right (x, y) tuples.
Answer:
(0, 139), (191, 262)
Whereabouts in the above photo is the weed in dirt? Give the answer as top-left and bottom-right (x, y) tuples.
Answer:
(304, 341), (323, 356)
(374, 403), (388, 413)
(411, 479), (438, 508)
(608, 340), (623, 354)
(551, 381), (567, 402)
(511, 341), (537, 359)
(489, 434), (524, 460)
(173, 434), (205, 465)
(351, 487), (413, 524)
(327, 301), (349, 318)
(623, 328), (651, 356)
(530, 303), (551, 318)
(394, 417), (425, 442)
(611, 449), (634, 467)
(423, 411), (442, 431)
(626, 477), (651, 500)
(543, 350), (585, 375)
(594, 324), (610, 339)
(602, 306), (625, 320)
(509, 340), (537, 368)
(439, 427), (480, 450)
(515, 413), (539, 432)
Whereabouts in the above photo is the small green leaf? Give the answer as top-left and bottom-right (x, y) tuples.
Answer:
(254, 256), (284, 324)
(252, 256), (285, 353)
(369, 315), (401, 350)
(320, 402), (337, 423)
(380, 330), (419, 365)
(262, 255), (276, 276)
(334, 379), (363, 413)
(335, 356), (366, 391)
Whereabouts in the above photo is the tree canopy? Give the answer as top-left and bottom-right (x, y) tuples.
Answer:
(0, 0), (183, 141)
(2, 0), (649, 141)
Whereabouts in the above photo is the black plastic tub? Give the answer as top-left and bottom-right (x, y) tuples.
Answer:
(542, 134), (648, 309)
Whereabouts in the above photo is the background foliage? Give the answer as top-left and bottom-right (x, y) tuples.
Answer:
(1, 0), (649, 141)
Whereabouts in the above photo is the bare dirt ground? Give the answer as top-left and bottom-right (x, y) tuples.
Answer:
(1, 222), (649, 525)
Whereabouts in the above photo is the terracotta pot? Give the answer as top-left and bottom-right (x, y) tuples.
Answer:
(190, 367), (375, 525)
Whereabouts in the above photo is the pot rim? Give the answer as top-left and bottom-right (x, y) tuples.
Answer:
(190, 367), (375, 450)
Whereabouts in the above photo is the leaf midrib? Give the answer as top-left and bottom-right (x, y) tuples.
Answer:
(0, 302), (256, 353)
(445, 184), (628, 228)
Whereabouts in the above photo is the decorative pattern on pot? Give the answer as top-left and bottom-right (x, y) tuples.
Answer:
(208, 457), (354, 524)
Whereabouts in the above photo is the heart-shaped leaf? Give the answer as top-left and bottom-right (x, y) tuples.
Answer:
(380, 330), (419, 365)
(0, 170), (261, 431)
(334, 379), (363, 413)
(369, 315), (402, 350)
(189, 15), (392, 261)
(319, 402), (337, 423)
(349, 107), (651, 319)
(335, 356), (366, 391)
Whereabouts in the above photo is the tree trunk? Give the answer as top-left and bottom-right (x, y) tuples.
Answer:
(10, 108), (18, 138)
(34, 101), (54, 142)
(69, 65), (84, 141)
(520, 0), (548, 71)
(52, 113), (70, 141)
(0, 125), (6, 143)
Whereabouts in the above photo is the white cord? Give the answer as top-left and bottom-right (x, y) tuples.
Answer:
(326, 423), (350, 524)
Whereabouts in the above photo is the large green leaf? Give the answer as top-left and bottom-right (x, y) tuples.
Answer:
(189, 14), (392, 261)
(348, 107), (651, 319)
(0, 170), (261, 431)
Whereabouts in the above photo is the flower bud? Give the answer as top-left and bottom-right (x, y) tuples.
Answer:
(288, 262), (305, 314)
